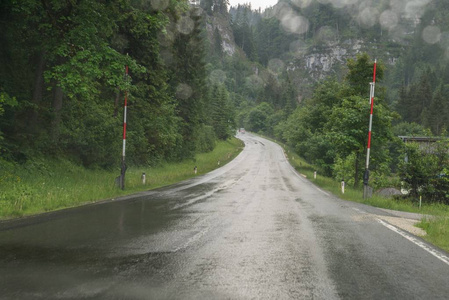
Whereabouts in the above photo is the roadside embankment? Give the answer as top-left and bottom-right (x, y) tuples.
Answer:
(258, 133), (449, 253)
(0, 138), (244, 219)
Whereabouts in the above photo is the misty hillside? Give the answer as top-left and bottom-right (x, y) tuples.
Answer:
(206, 0), (449, 136)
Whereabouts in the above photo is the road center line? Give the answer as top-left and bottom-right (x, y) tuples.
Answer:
(377, 218), (449, 266)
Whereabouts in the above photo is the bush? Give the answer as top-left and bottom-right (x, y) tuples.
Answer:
(333, 153), (356, 185)
(195, 125), (216, 153)
(400, 141), (449, 204)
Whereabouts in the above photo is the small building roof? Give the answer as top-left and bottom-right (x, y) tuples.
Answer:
(398, 136), (441, 143)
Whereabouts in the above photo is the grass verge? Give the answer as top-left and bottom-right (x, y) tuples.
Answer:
(273, 138), (449, 252)
(0, 138), (244, 219)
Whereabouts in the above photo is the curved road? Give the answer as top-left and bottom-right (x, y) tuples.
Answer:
(1, 133), (448, 299)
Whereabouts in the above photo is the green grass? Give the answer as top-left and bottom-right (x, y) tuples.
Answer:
(278, 140), (449, 252)
(417, 217), (449, 251)
(0, 138), (244, 219)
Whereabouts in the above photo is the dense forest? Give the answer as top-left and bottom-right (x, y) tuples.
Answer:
(2, 0), (449, 203)
(0, 0), (234, 170)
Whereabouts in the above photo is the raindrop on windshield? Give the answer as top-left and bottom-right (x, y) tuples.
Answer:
(176, 83), (193, 100)
(379, 10), (399, 31)
(268, 59), (285, 74)
(177, 16), (194, 35)
(358, 7), (379, 28)
(422, 26), (441, 44)
(209, 69), (227, 85)
(289, 40), (309, 56)
(150, 0), (169, 11)
(280, 11), (309, 35)
(290, 0), (313, 9)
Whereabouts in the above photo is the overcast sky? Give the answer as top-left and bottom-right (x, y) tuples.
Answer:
(228, 0), (279, 11)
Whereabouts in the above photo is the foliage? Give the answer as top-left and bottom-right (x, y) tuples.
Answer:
(208, 85), (235, 140)
(333, 153), (356, 185)
(0, 92), (17, 153)
(231, 4), (257, 60)
(0, 0), (233, 170)
(400, 140), (449, 204)
(346, 53), (384, 97)
(245, 102), (273, 133)
(0, 138), (243, 218)
(393, 122), (429, 137)
(195, 124), (216, 153)
(277, 54), (394, 186)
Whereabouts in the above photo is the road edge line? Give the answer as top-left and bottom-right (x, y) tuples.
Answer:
(377, 218), (449, 266)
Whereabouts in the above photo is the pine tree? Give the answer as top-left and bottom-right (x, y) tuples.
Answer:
(424, 87), (448, 135)
(282, 74), (297, 116)
(170, 7), (207, 159)
(209, 85), (233, 140)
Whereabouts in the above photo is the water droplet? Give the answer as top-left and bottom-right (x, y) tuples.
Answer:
(328, 0), (357, 9)
(209, 69), (227, 85)
(290, 0), (313, 9)
(150, 0), (169, 11)
(176, 83), (192, 100)
(405, 0), (432, 18)
(422, 26), (441, 44)
(177, 16), (194, 35)
(245, 75), (263, 91)
(444, 48), (449, 60)
(316, 26), (337, 45)
(268, 59), (285, 74)
(289, 40), (309, 56)
(379, 10), (398, 30)
(281, 12), (309, 34)
(439, 32), (449, 49)
(358, 7), (379, 28)
(160, 50), (174, 66)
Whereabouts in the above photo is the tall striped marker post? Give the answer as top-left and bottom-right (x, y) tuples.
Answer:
(120, 65), (129, 190)
(363, 59), (377, 199)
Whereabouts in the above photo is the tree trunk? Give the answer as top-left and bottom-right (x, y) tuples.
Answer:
(29, 51), (45, 132)
(354, 151), (360, 187)
(51, 84), (63, 142)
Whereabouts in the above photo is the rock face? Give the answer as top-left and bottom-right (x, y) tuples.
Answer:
(376, 187), (403, 198)
(203, 8), (404, 90)
(295, 39), (397, 79)
(205, 14), (237, 56)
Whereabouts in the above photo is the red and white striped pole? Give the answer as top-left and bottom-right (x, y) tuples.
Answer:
(363, 59), (377, 198)
(120, 65), (129, 190)
(122, 65), (128, 160)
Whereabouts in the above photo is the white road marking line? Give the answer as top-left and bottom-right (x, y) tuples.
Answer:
(377, 218), (449, 266)
(351, 207), (367, 214)
(172, 227), (209, 252)
(316, 187), (330, 196)
(279, 145), (331, 197)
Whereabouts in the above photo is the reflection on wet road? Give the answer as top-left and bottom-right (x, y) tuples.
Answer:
(1, 133), (449, 299)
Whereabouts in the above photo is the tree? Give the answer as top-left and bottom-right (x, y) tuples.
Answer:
(346, 53), (384, 97)
(326, 95), (393, 186)
(246, 102), (273, 133)
(0, 0), (210, 169)
(209, 85), (234, 140)
(170, 6), (208, 159)
(423, 87), (448, 135)
(279, 55), (393, 185)
(279, 78), (345, 175)
(400, 143), (439, 200)
(281, 74), (297, 116)
(231, 4), (257, 60)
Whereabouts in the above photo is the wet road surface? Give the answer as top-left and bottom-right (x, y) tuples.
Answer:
(1, 133), (449, 299)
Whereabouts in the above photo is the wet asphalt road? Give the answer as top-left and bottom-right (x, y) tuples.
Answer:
(1, 133), (449, 299)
